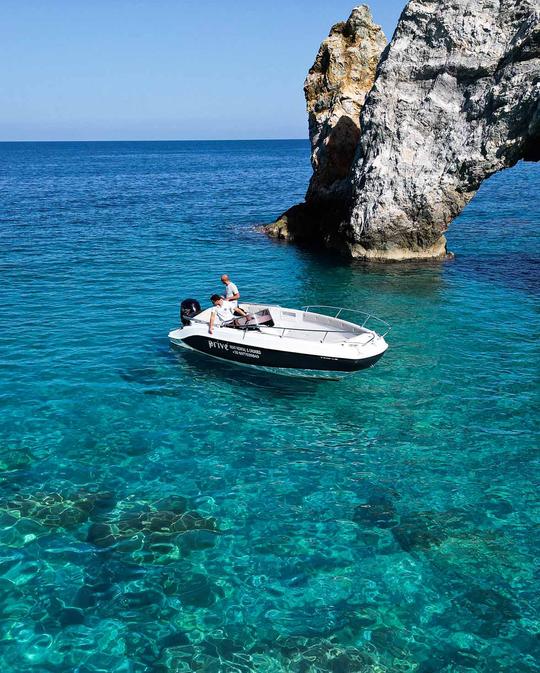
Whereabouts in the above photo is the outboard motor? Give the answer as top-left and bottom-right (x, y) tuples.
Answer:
(180, 298), (202, 326)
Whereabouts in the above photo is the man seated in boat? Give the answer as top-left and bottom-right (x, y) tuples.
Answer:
(208, 295), (248, 334)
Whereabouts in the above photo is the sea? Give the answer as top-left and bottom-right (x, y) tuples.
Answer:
(0, 140), (538, 673)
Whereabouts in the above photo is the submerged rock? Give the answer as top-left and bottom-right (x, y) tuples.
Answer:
(0, 449), (33, 472)
(267, 0), (539, 260)
(288, 642), (377, 673)
(352, 495), (398, 529)
(87, 507), (219, 564)
(162, 570), (223, 607)
(0, 490), (116, 531)
(391, 508), (472, 552)
(445, 587), (520, 638)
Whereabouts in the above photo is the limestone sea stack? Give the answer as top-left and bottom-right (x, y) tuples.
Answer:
(347, 0), (540, 260)
(267, 0), (540, 261)
(305, 6), (386, 204)
(266, 5), (386, 242)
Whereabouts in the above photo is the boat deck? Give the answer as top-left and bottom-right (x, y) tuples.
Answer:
(192, 304), (375, 345)
(258, 326), (361, 343)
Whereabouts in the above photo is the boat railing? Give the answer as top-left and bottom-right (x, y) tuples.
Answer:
(301, 305), (392, 338)
(188, 305), (390, 345)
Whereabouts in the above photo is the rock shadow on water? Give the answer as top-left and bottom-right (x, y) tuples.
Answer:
(449, 250), (540, 296)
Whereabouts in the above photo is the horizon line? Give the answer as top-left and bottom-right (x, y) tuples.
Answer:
(0, 137), (309, 144)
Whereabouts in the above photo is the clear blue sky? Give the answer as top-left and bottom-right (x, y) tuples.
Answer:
(0, 1), (405, 141)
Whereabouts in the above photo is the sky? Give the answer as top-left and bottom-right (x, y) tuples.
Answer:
(0, 0), (405, 141)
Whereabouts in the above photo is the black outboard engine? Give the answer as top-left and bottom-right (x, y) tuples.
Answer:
(180, 298), (202, 326)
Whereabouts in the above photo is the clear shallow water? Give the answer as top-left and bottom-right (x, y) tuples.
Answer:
(0, 140), (538, 673)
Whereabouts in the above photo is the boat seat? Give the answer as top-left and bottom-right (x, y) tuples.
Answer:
(228, 310), (274, 330)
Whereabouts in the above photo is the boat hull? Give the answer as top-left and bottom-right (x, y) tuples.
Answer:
(171, 334), (385, 373)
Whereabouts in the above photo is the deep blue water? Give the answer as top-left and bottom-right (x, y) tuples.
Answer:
(0, 140), (538, 673)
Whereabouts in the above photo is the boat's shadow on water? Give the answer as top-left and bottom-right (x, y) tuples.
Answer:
(119, 337), (335, 399)
(169, 346), (336, 395)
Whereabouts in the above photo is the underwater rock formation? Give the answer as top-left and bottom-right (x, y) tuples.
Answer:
(352, 495), (398, 529)
(267, 0), (540, 260)
(0, 449), (33, 472)
(87, 503), (219, 564)
(1, 491), (116, 530)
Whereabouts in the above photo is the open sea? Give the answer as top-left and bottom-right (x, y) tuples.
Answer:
(0, 140), (538, 673)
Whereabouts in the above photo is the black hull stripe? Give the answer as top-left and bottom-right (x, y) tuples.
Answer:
(175, 335), (384, 372)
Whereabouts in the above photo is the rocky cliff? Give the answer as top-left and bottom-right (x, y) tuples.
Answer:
(305, 6), (386, 204)
(267, 0), (540, 261)
(347, 0), (540, 260)
(266, 6), (386, 243)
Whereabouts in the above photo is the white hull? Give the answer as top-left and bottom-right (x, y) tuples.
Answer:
(169, 303), (389, 376)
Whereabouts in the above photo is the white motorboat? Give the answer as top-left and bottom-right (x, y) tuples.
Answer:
(168, 300), (390, 378)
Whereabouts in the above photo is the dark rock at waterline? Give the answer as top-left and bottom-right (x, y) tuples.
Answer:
(265, 6), (386, 248)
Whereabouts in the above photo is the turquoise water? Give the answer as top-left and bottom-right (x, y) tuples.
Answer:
(0, 140), (538, 672)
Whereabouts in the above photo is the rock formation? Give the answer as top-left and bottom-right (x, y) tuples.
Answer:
(305, 5), (387, 204)
(347, 0), (540, 260)
(266, 5), (386, 242)
(267, 0), (540, 261)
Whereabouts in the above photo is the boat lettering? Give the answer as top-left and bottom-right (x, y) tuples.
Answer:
(229, 344), (261, 359)
(208, 340), (229, 351)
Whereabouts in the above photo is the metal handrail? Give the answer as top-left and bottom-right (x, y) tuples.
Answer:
(185, 304), (391, 344)
(302, 305), (392, 337)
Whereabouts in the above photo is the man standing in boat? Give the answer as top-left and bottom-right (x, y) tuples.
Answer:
(220, 274), (240, 307)
(208, 295), (248, 334)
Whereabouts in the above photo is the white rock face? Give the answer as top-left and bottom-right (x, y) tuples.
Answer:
(347, 0), (540, 260)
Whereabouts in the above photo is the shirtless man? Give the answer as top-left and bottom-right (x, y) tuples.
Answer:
(220, 274), (240, 307)
(208, 295), (247, 335)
